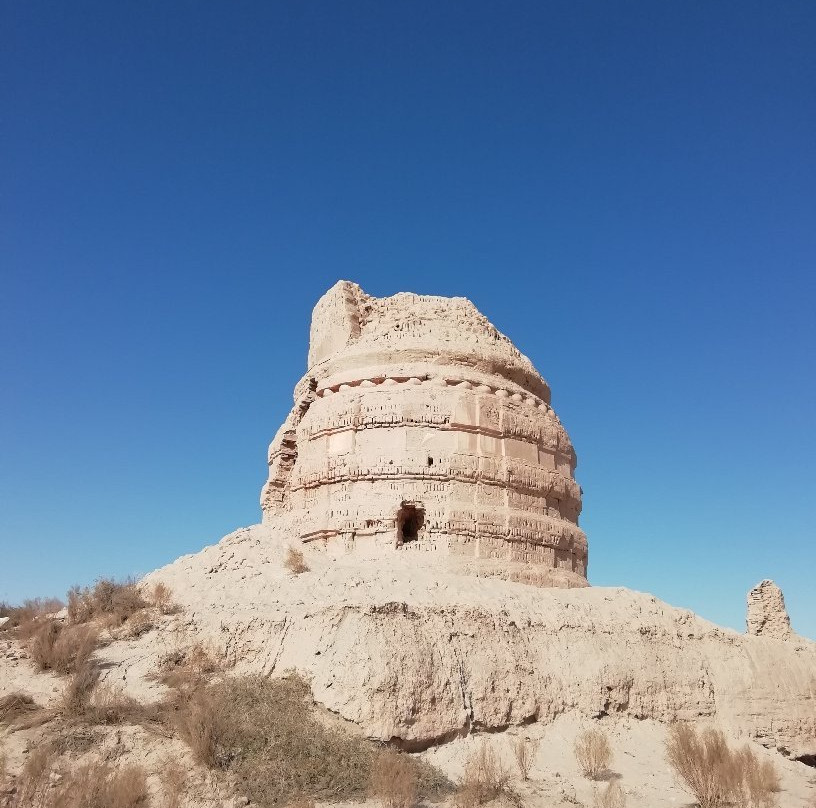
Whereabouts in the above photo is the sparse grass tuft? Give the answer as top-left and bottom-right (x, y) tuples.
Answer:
(574, 727), (613, 780)
(593, 781), (626, 808)
(454, 741), (515, 808)
(160, 758), (187, 808)
(12, 742), (58, 807)
(62, 660), (102, 718)
(89, 683), (158, 726)
(0, 692), (37, 725)
(736, 745), (781, 807)
(665, 723), (781, 808)
(370, 748), (417, 808)
(3, 741), (148, 808)
(150, 581), (180, 614)
(59, 660), (159, 729)
(284, 546), (309, 574)
(51, 760), (149, 808)
(124, 609), (154, 638)
(511, 736), (539, 780)
(156, 643), (221, 693)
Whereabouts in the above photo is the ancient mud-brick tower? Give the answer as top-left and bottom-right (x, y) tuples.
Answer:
(261, 281), (588, 586)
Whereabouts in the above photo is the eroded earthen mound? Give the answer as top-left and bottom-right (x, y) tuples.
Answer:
(146, 524), (816, 758)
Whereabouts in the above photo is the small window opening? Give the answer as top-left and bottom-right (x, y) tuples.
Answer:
(427, 456), (434, 466)
(396, 503), (424, 544)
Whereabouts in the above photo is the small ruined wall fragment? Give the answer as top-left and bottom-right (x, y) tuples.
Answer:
(746, 579), (793, 640)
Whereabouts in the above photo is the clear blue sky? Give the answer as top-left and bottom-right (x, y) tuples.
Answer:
(2, 2), (814, 637)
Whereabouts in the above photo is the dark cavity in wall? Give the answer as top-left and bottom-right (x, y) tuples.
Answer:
(397, 503), (424, 544)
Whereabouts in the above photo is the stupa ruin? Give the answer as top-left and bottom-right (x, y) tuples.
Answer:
(142, 280), (816, 767)
(260, 280), (588, 586)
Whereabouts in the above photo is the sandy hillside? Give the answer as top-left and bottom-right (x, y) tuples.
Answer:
(4, 521), (814, 807)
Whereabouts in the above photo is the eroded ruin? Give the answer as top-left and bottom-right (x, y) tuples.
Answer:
(261, 281), (588, 586)
(747, 579), (794, 640)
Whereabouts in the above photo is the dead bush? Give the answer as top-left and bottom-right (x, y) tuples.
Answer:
(59, 663), (157, 728)
(574, 727), (612, 780)
(151, 581), (179, 614)
(511, 736), (539, 780)
(593, 781), (626, 808)
(66, 586), (93, 624)
(370, 748), (417, 808)
(49, 725), (99, 758)
(284, 546), (309, 574)
(125, 609), (154, 638)
(0, 692), (37, 725)
(160, 759), (187, 808)
(62, 660), (102, 717)
(454, 741), (514, 808)
(156, 643), (221, 693)
(28, 620), (98, 674)
(51, 760), (149, 808)
(1, 597), (63, 628)
(12, 743), (57, 807)
(665, 724), (780, 808)
(67, 578), (147, 627)
(733, 744), (781, 808)
(172, 687), (217, 766)
(172, 673), (447, 807)
(89, 684), (157, 725)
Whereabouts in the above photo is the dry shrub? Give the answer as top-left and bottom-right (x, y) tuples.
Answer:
(454, 741), (514, 808)
(60, 662), (157, 728)
(67, 578), (147, 627)
(28, 620), (98, 674)
(157, 643), (220, 692)
(0, 598), (63, 637)
(11, 743), (58, 807)
(284, 546), (309, 574)
(173, 688), (217, 766)
(151, 581), (179, 614)
(286, 799), (315, 808)
(62, 660), (102, 717)
(160, 759), (187, 808)
(594, 781), (626, 808)
(665, 724), (780, 808)
(89, 684), (155, 725)
(171, 673), (447, 807)
(574, 727), (612, 780)
(6, 750), (148, 808)
(125, 609), (154, 638)
(51, 761), (148, 808)
(370, 748), (417, 808)
(511, 736), (539, 780)
(0, 692), (37, 725)
(735, 746), (781, 807)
